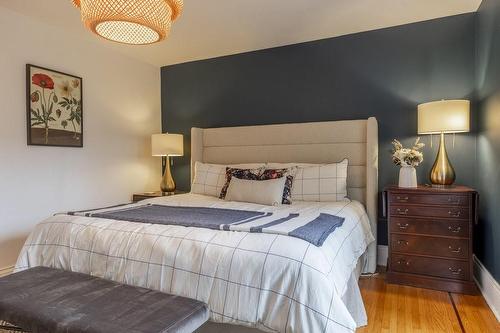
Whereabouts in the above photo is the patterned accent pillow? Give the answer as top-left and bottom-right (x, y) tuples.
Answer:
(191, 162), (265, 197)
(260, 168), (297, 204)
(291, 159), (349, 202)
(219, 167), (264, 199)
(220, 167), (297, 204)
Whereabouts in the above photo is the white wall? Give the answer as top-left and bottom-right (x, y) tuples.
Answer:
(0, 8), (161, 270)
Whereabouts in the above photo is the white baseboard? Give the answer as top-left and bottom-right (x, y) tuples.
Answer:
(0, 265), (14, 277)
(473, 255), (500, 322)
(377, 245), (388, 267)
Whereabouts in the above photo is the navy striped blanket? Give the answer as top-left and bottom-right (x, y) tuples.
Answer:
(69, 204), (344, 247)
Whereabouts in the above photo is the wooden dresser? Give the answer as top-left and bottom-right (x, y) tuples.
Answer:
(385, 185), (478, 294)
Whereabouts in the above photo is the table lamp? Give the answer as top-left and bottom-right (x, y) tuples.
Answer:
(151, 133), (184, 193)
(418, 100), (470, 187)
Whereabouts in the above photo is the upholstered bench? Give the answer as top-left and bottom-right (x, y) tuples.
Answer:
(0, 267), (209, 333)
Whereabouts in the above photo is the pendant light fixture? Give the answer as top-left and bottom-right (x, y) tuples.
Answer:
(71, 0), (183, 45)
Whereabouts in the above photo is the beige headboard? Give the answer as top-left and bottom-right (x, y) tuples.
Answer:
(191, 117), (378, 272)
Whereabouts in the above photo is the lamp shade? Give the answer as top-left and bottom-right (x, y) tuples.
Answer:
(72, 0), (183, 45)
(151, 133), (183, 156)
(418, 100), (470, 134)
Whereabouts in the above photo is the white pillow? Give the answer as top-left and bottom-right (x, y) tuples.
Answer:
(191, 161), (265, 197)
(268, 159), (349, 202)
(225, 177), (287, 206)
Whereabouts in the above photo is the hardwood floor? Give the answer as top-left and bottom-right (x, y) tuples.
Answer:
(452, 294), (500, 333)
(358, 271), (500, 333)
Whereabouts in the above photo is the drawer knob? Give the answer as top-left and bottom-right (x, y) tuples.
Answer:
(397, 223), (409, 230)
(397, 196), (409, 202)
(448, 210), (462, 218)
(449, 267), (462, 275)
(397, 208), (409, 215)
(448, 246), (462, 253)
(448, 226), (462, 233)
(397, 259), (411, 266)
(397, 240), (409, 246)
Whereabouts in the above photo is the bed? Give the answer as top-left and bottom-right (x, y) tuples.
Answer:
(14, 117), (378, 333)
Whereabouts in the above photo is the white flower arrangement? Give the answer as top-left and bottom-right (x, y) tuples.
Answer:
(392, 138), (425, 167)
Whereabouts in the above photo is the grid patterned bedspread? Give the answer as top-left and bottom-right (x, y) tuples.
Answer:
(15, 194), (374, 333)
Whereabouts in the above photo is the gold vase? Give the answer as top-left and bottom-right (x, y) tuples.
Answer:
(430, 132), (456, 187)
(160, 156), (176, 193)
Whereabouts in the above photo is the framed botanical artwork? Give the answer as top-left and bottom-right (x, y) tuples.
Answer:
(26, 64), (83, 147)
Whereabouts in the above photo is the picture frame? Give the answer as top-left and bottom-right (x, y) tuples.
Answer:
(26, 64), (83, 147)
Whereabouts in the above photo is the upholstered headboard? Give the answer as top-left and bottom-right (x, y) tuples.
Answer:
(191, 117), (378, 272)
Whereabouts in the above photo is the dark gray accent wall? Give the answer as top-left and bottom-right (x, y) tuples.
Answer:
(476, 0), (500, 282)
(161, 14), (477, 246)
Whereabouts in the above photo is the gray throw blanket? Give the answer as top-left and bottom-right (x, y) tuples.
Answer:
(69, 204), (344, 246)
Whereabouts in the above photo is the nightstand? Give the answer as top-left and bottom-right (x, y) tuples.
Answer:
(132, 191), (187, 203)
(384, 185), (479, 294)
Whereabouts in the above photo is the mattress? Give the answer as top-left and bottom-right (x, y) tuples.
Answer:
(15, 193), (374, 333)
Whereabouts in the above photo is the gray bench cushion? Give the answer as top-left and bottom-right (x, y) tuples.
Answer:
(0, 267), (209, 333)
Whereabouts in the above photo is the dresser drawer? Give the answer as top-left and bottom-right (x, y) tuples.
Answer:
(391, 254), (469, 280)
(390, 205), (469, 219)
(390, 217), (469, 238)
(391, 234), (469, 259)
(389, 193), (469, 207)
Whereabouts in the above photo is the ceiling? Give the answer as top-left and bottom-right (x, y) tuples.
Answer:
(0, 0), (482, 67)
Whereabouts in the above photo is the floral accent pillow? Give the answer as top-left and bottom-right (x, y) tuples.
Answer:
(260, 168), (297, 204)
(220, 167), (297, 204)
(219, 167), (264, 199)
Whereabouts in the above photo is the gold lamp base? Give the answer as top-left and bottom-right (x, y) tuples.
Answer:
(430, 133), (456, 187)
(160, 156), (176, 193)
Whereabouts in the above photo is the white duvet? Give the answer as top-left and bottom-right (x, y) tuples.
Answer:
(15, 194), (374, 333)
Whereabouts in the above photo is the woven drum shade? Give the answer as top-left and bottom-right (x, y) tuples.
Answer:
(72, 0), (183, 45)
